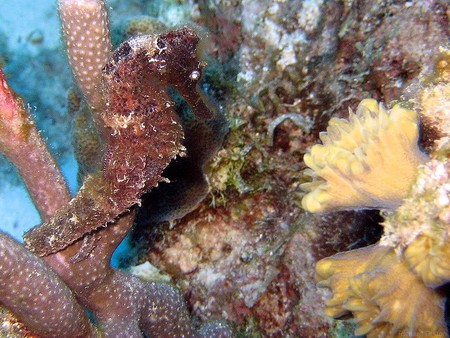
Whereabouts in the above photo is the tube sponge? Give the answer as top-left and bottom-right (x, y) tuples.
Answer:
(301, 99), (428, 213)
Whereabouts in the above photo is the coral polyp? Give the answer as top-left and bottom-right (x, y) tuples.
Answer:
(404, 234), (450, 288)
(301, 99), (428, 213)
(316, 244), (447, 338)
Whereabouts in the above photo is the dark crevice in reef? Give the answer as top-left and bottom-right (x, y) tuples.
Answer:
(131, 78), (229, 261)
(311, 209), (384, 261)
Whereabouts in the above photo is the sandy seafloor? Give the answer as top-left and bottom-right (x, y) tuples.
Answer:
(0, 0), (78, 240)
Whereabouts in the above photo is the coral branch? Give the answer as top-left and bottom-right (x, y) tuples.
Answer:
(0, 68), (70, 220)
(89, 270), (199, 337)
(43, 210), (233, 337)
(41, 211), (199, 337)
(0, 232), (98, 338)
(59, 0), (112, 114)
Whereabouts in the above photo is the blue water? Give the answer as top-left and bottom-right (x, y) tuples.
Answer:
(0, 0), (73, 240)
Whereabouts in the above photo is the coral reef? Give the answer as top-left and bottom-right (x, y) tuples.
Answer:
(1, 0), (449, 337)
(136, 1), (448, 336)
(304, 48), (450, 337)
(0, 0), (233, 337)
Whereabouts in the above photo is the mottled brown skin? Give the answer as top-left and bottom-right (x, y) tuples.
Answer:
(23, 28), (210, 257)
(153, 28), (215, 120)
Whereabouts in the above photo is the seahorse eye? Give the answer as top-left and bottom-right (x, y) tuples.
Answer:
(189, 70), (201, 81)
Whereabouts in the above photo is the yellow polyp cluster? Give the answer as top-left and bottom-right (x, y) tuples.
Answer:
(301, 98), (428, 213)
(404, 234), (450, 287)
(316, 244), (390, 318)
(316, 245), (448, 338)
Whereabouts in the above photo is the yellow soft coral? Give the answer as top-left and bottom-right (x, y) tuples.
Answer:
(316, 245), (447, 338)
(302, 54), (450, 336)
(301, 99), (428, 213)
(404, 234), (450, 288)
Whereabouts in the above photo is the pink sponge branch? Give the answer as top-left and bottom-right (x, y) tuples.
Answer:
(59, 0), (112, 114)
(0, 68), (70, 221)
(0, 232), (98, 338)
(0, 69), (24, 134)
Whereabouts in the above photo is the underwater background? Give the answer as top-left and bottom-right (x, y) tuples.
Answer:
(0, 0), (449, 337)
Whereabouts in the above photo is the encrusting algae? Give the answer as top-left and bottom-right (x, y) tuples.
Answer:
(301, 48), (450, 338)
